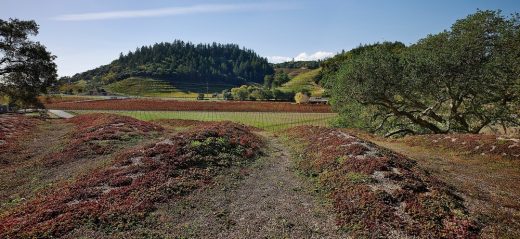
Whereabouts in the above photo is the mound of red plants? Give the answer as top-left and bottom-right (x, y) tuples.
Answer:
(0, 121), (263, 238)
(403, 134), (520, 159)
(0, 114), (41, 158)
(45, 113), (163, 165)
(153, 118), (207, 128)
(45, 98), (332, 113)
(286, 126), (479, 238)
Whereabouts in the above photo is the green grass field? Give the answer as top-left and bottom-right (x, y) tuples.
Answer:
(68, 110), (337, 131)
(278, 68), (324, 96)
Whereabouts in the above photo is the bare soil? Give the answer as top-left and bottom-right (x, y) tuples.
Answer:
(0, 119), (74, 211)
(91, 132), (347, 238)
(365, 138), (520, 238)
(163, 133), (345, 238)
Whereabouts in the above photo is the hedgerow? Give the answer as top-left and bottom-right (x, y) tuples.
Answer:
(285, 126), (480, 238)
(0, 121), (262, 238)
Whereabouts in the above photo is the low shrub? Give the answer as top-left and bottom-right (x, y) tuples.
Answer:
(285, 126), (480, 238)
(402, 134), (520, 159)
(0, 121), (263, 238)
(0, 114), (42, 161)
(44, 113), (163, 165)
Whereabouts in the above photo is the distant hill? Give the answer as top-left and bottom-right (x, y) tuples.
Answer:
(105, 77), (198, 98)
(273, 60), (320, 69)
(278, 68), (324, 96)
(275, 67), (312, 79)
(270, 61), (325, 97)
(65, 40), (274, 94)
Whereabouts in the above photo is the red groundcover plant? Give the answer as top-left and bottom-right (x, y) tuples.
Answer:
(0, 114), (41, 159)
(286, 126), (480, 238)
(44, 113), (163, 165)
(0, 121), (263, 238)
(402, 134), (520, 159)
(44, 98), (332, 113)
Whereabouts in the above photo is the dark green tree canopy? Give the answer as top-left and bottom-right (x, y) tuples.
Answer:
(0, 18), (57, 108)
(273, 60), (320, 69)
(69, 40), (274, 89)
(323, 10), (520, 136)
(270, 71), (290, 88)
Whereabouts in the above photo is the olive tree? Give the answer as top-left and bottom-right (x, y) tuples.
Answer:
(326, 10), (520, 136)
(403, 10), (520, 133)
(0, 19), (57, 108)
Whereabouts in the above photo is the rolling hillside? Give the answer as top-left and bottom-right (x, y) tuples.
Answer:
(278, 68), (324, 96)
(105, 77), (197, 98)
(64, 40), (274, 95)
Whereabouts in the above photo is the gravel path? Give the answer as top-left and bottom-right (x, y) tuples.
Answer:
(48, 109), (74, 119)
(154, 133), (346, 238)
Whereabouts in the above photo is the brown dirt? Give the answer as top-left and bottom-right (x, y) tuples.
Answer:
(161, 133), (345, 238)
(92, 132), (347, 238)
(362, 137), (520, 238)
(0, 119), (74, 211)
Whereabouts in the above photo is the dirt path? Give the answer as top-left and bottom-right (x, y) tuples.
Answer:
(48, 109), (75, 119)
(152, 133), (346, 238)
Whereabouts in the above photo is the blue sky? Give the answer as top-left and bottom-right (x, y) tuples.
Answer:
(2, 0), (519, 76)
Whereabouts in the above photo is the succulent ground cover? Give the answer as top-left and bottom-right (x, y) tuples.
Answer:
(285, 126), (480, 238)
(0, 121), (263, 238)
(44, 113), (163, 165)
(0, 114), (42, 159)
(402, 134), (520, 159)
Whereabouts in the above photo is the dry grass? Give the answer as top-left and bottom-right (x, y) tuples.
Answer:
(401, 134), (520, 159)
(351, 132), (520, 238)
(0, 114), (43, 159)
(0, 118), (263, 238)
(0, 114), (164, 214)
(284, 126), (479, 238)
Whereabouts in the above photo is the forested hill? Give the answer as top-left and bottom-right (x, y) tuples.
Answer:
(68, 40), (274, 88)
(273, 60), (320, 69)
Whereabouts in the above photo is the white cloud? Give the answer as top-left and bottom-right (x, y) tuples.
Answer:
(267, 51), (335, 63)
(266, 56), (293, 63)
(54, 3), (290, 21)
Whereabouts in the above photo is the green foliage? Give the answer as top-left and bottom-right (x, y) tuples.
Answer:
(278, 68), (324, 96)
(0, 18), (57, 108)
(273, 60), (321, 69)
(221, 89), (232, 100)
(263, 74), (274, 88)
(230, 85), (273, 101)
(271, 88), (295, 101)
(231, 85), (250, 100)
(69, 40), (274, 91)
(249, 87), (271, 100)
(106, 77), (173, 95)
(294, 92), (309, 104)
(324, 10), (520, 135)
(59, 80), (87, 94)
(271, 72), (290, 88)
(344, 172), (373, 184)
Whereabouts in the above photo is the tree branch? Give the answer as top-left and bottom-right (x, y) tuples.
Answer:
(384, 128), (415, 138)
